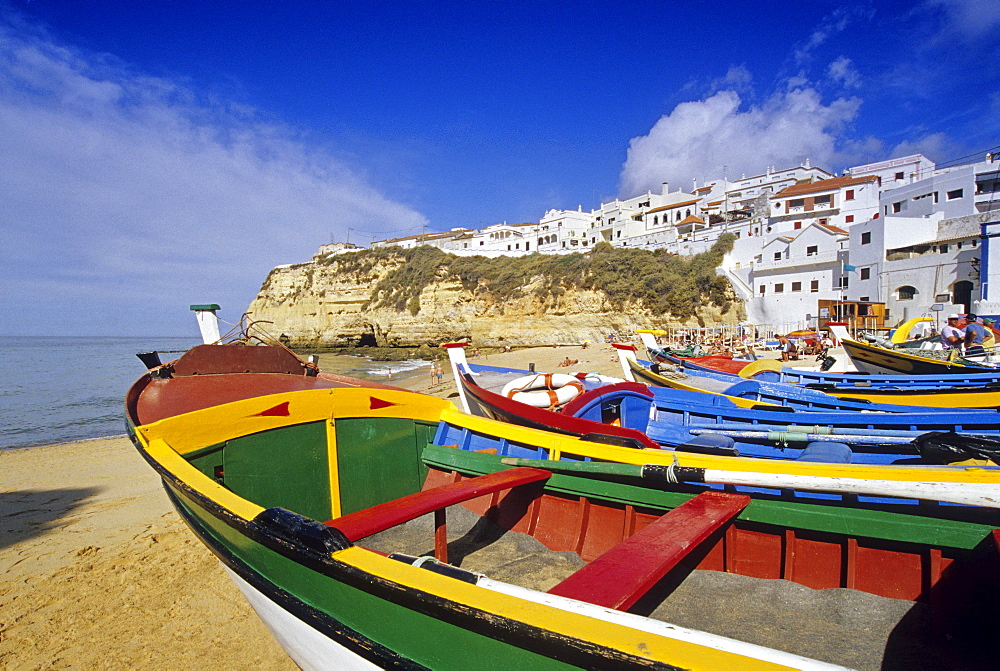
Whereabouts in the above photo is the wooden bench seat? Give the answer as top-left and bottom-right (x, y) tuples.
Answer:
(547, 491), (750, 611)
(326, 467), (551, 562)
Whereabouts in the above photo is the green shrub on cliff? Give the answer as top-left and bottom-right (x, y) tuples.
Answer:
(349, 234), (735, 319)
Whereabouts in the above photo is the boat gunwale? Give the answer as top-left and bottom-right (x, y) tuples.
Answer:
(126, 389), (809, 668)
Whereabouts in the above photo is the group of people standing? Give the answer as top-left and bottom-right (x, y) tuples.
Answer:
(941, 313), (996, 356)
(429, 361), (444, 386)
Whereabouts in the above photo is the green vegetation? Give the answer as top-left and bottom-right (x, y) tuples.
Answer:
(308, 235), (736, 319)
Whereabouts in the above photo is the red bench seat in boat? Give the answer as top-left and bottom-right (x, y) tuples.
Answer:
(547, 491), (750, 611)
(326, 467), (551, 546)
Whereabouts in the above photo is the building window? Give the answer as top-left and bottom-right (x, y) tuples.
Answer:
(759, 285), (766, 295)
(819, 218), (828, 226)
(845, 215), (854, 223)
(947, 189), (964, 200)
(789, 199), (804, 208)
(892, 201), (903, 213)
(815, 195), (831, 207)
(792, 282), (802, 292)
(895, 172), (904, 180)
(860, 267), (871, 280)
(861, 231), (872, 245)
(845, 189), (855, 200)
(773, 251), (782, 261)
(940, 244), (949, 253)
(807, 245), (818, 256)
(810, 279), (819, 292)
(898, 286), (917, 300)
(860, 296), (870, 302)
(794, 221), (802, 230)
(774, 283), (784, 293)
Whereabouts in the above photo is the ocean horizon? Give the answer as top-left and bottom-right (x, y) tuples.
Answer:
(0, 336), (428, 451)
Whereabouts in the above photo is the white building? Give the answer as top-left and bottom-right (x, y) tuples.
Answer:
(371, 228), (472, 251)
(743, 223), (849, 326)
(767, 174), (880, 242)
(848, 154), (937, 192)
(848, 212), (980, 325)
(535, 208), (594, 252)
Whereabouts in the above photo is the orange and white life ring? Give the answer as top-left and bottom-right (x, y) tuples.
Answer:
(501, 373), (585, 409)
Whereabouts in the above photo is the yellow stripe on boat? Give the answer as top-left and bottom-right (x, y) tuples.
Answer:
(144, 438), (265, 521)
(440, 406), (1000, 484)
(327, 418), (342, 519)
(339, 547), (798, 670)
(635, 366), (781, 408)
(137, 388), (451, 454)
(829, 389), (1000, 409)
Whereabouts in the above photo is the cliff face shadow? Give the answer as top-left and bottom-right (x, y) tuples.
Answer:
(0, 488), (100, 551)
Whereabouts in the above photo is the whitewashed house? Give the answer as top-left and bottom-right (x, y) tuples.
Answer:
(371, 229), (473, 251)
(767, 175), (880, 242)
(535, 208), (594, 252)
(745, 223), (849, 326)
(848, 154), (936, 193)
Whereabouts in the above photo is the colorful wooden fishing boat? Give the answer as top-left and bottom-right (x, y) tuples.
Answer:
(825, 324), (1000, 376)
(637, 327), (1000, 390)
(447, 344), (1000, 468)
(619, 346), (1000, 410)
(128, 340), (1000, 669)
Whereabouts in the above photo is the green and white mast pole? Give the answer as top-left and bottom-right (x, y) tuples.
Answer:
(190, 304), (221, 344)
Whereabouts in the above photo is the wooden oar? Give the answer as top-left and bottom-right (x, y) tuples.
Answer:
(499, 457), (1000, 508)
(687, 428), (917, 445)
(686, 422), (931, 438)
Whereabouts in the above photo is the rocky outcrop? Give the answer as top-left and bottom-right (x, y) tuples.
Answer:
(247, 249), (743, 348)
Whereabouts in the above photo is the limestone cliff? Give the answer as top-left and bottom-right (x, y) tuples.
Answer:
(247, 243), (744, 348)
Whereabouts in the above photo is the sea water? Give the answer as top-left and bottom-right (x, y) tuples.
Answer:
(0, 336), (428, 451)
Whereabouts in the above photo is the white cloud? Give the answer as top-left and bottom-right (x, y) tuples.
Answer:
(888, 132), (956, 162)
(619, 89), (861, 197)
(0, 20), (427, 335)
(827, 56), (861, 88)
(924, 0), (1000, 39)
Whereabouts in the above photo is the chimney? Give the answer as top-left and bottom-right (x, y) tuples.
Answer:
(662, 181), (669, 195)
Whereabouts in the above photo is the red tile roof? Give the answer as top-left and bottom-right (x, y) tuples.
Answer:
(773, 175), (878, 199)
(646, 199), (701, 214)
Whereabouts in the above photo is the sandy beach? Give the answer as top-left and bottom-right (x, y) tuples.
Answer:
(0, 344), (616, 669)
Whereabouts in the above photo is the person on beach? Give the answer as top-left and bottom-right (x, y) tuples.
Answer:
(964, 313), (987, 357)
(436, 362), (444, 385)
(777, 335), (796, 361)
(984, 318), (997, 349)
(430, 363), (437, 387)
(940, 314), (966, 350)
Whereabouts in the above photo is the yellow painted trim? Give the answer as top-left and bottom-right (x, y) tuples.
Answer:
(339, 547), (796, 670)
(737, 359), (784, 378)
(327, 418), (341, 519)
(138, 388), (451, 454)
(890, 317), (934, 343)
(440, 405), (1000, 484)
(635, 329), (667, 335)
(845, 338), (981, 370)
(630, 359), (779, 408)
(144, 438), (264, 520)
(830, 389), (1000, 409)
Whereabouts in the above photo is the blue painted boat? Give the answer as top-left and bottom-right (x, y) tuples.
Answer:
(445, 345), (1000, 467)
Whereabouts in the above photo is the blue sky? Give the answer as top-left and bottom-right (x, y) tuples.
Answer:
(2, 1), (998, 335)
